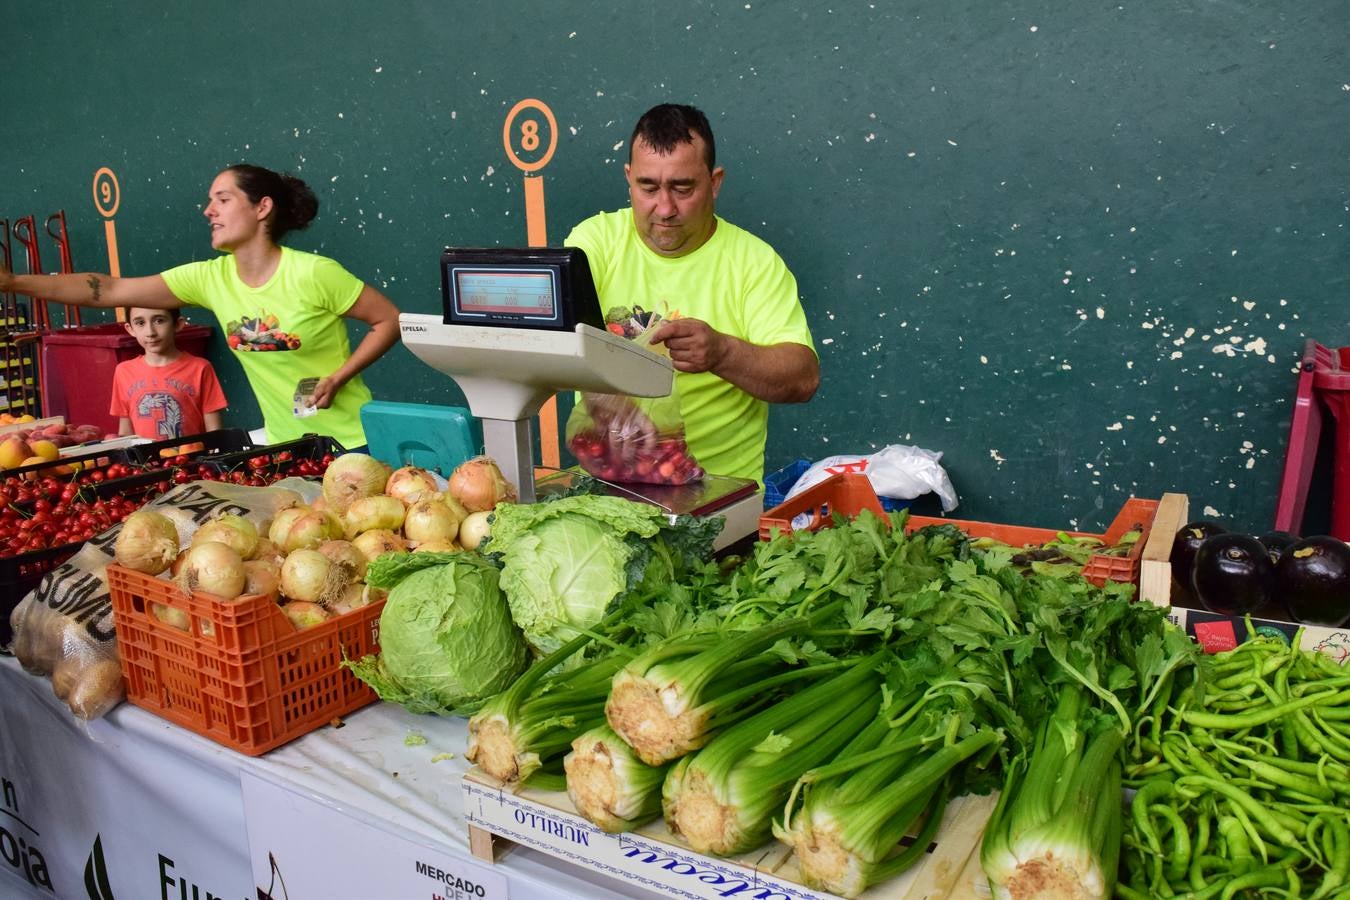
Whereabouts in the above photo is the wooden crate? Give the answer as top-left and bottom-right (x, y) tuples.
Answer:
(463, 769), (997, 899)
(1140, 492), (1350, 663)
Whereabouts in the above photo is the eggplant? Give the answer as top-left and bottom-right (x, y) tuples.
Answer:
(1170, 521), (1227, 607)
(1257, 530), (1301, 566)
(1191, 533), (1274, 616)
(1278, 535), (1350, 627)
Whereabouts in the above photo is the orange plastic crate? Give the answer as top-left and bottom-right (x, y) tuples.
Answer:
(107, 564), (383, 756)
(758, 474), (1158, 588)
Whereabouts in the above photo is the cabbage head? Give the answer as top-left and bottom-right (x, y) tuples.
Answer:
(487, 495), (721, 658)
(345, 554), (527, 715)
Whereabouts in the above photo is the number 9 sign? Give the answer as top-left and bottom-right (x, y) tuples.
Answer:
(92, 167), (121, 218)
(502, 99), (557, 174)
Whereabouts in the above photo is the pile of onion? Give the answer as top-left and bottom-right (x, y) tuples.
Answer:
(120, 456), (518, 634)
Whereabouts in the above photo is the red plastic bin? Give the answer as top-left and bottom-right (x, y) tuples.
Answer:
(38, 321), (213, 437)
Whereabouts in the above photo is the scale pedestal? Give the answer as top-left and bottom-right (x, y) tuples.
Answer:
(398, 247), (765, 547)
(400, 314), (672, 503)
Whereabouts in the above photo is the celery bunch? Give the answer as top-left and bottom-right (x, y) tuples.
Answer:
(663, 652), (888, 856)
(980, 686), (1125, 900)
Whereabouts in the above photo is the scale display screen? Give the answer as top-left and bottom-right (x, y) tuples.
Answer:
(440, 247), (604, 331)
(453, 268), (558, 322)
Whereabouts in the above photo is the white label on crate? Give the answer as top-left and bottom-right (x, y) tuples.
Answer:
(463, 779), (829, 900)
(243, 771), (507, 900)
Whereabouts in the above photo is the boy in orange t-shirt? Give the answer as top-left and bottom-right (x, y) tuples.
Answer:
(110, 307), (228, 439)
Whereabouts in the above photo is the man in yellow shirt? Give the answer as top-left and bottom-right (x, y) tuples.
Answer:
(565, 104), (819, 484)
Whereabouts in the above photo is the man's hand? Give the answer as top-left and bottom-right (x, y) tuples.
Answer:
(648, 316), (818, 403)
(650, 317), (725, 374)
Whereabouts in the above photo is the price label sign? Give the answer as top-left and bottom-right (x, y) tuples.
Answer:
(241, 771), (507, 900)
(502, 98), (558, 175)
(92, 166), (125, 302)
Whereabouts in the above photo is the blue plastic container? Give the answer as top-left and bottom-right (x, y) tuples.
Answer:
(359, 401), (481, 476)
(764, 458), (913, 512)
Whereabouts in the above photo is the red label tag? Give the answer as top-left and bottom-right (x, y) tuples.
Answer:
(1192, 619), (1240, 654)
(824, 461), (870, 475)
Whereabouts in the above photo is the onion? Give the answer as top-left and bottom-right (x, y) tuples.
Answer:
(329, 582), (374, 616)
(181, 541), (247, 599)
(458, 510), (493, 551)
(191, 515), (259, 560)
(150, 602), (190, 631)
(385, 466), (440, 505)
(351, 529), (408, 563)
(342, 494), (406, 539)
(242, 559), (282, 599)
(279, 510), (344, 554)
(252, 538), (285, 566)
(404, 498), (462, 547)
(280, 548), (353, 605)
(413, 539), (460, 553)
(267, 507), (309, 546)
(319, 539), (368, 581)
(114, 510), (182, 575)
(269, 487), (305, 510)
(439, 492), (469, 522)
(168, 547), (191, 580)
(447, 456), (517, 512)
(281, 601), (331, 630)
(322, 453), (392, 516)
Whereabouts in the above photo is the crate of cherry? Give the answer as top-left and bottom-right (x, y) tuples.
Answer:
(127, 432), (340, 487)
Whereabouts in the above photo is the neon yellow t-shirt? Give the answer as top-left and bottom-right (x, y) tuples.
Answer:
(565, 210), (815, 484)
(161, 247), (371, 449)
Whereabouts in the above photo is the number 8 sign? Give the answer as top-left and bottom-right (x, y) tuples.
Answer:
(502, 99), (557, 173)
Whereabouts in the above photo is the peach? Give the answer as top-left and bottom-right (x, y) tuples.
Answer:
(0, 436), (33, 470)
(29, 440), (60, 462)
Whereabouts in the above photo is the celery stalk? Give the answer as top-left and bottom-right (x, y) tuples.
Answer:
(779, 716), (1003, 898)
(564, 724), (673, 832)
(981, 684), (1124, 900)
(606, 599), (851, 765)
(665, 652), (887, 856)
(467, 632), (629, 784)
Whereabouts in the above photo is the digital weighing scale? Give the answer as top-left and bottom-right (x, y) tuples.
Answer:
(399, 247), (764, 550)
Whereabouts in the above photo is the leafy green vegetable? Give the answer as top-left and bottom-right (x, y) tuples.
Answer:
(345, 555), (527, 715)
(364, 550), (463, 589)
(486, 495), (720, 657)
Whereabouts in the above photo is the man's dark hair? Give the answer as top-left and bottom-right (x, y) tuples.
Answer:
(630, 104), (716, 171)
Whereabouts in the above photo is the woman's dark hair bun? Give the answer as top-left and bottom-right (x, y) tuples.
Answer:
(225, 163), (319, 242)
(279, 174), (318, 234)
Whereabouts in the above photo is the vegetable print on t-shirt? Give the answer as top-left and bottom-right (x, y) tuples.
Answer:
(224, 311), (302, 352)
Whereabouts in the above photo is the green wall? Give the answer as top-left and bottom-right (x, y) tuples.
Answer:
(4, 1), (1346, 531)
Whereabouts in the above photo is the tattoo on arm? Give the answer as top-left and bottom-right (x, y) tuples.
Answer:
(86, 275), (101, 305)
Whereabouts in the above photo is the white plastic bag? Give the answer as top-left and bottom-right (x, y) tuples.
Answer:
(7, 478), (320, 720)
(784, 444), (959, 513)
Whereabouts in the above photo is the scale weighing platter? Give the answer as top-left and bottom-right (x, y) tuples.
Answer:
(536, 468), (763, 551)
